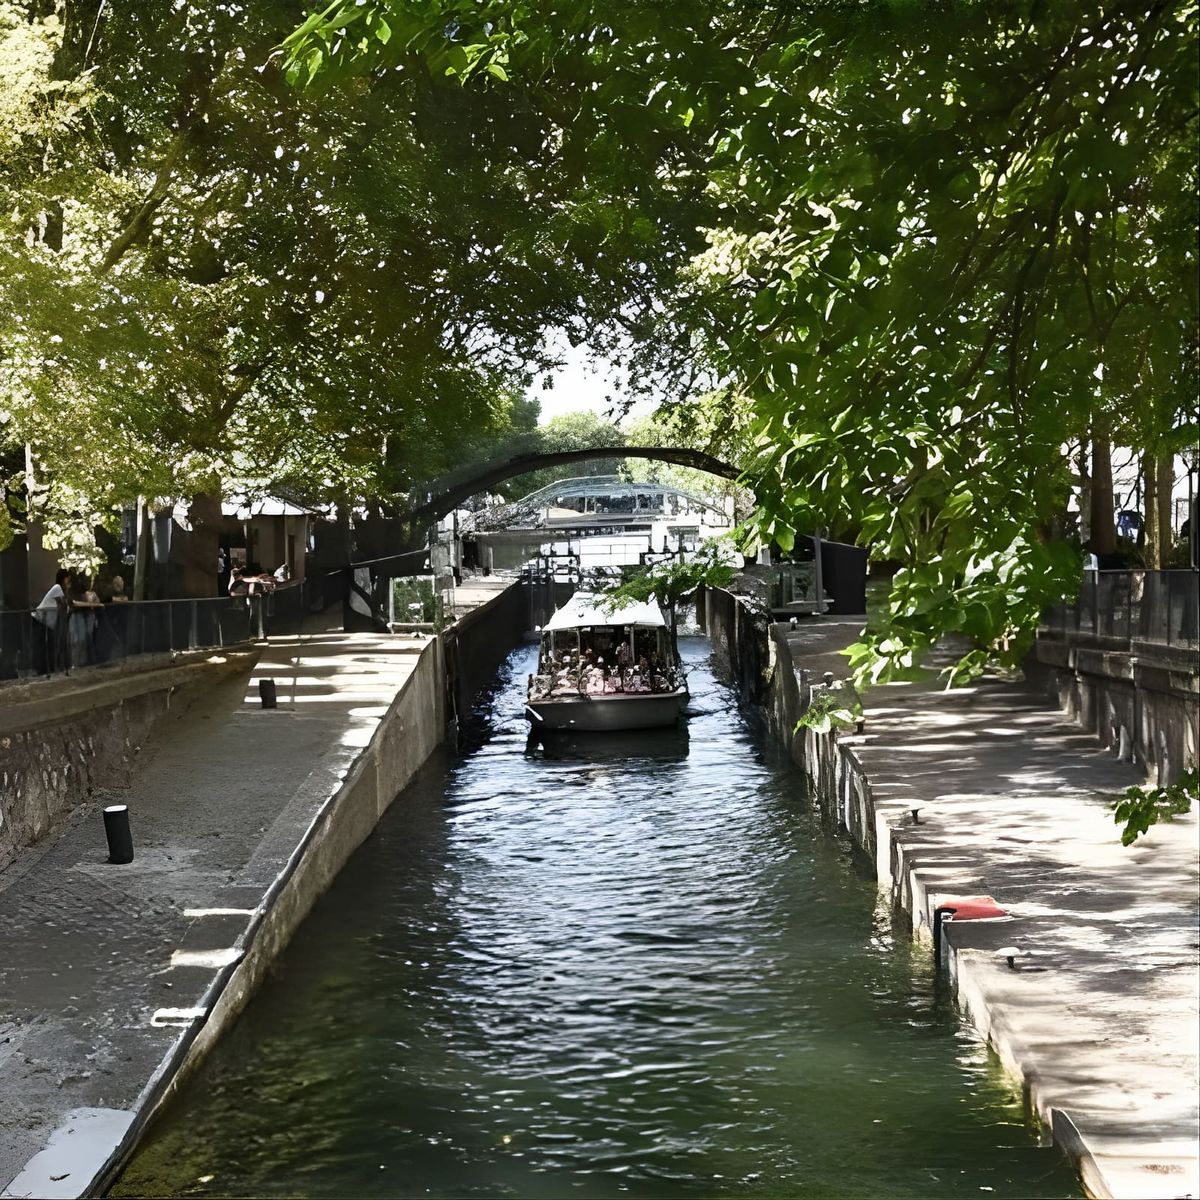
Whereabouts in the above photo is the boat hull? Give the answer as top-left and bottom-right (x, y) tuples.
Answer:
(525, 690), (687, 732)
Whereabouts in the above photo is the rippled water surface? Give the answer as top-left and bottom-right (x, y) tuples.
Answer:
(116, 639), (1080, 1199)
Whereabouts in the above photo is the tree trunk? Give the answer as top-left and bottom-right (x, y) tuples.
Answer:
(179, 490), (222, 598)
(335, 502), (354, 564)
(132, 499), (150, 600)
(1156, 453), (1174, 566)
(1089, 434), (1116, 557)
(1076, 442), (1092, 544)
(1144, 454), (1161, 568)
(1143, 452), (1176, 569)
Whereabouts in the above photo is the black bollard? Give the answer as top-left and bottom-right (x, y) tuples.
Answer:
(103, 805), (134, 864)
(259, 678), (277, 708)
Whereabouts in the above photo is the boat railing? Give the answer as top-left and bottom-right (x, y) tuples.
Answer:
(529, 661), (685, 699)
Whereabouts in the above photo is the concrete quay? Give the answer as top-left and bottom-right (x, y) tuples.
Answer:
(773, 617), (1199, 1200)
(0, 581), (517, 1199)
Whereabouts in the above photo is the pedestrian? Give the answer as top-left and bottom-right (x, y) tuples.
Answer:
(68, 573), (100, 667)
(33, 569), (72, 674)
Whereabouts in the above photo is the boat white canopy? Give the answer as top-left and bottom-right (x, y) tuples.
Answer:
(544, 592), (666, 632)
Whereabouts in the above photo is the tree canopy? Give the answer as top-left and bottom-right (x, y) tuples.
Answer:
(503, 410), (626, 498)
(284, 0), (1198, 683)
(0, 0), (703, 579)
(1, 0), (1193, 668)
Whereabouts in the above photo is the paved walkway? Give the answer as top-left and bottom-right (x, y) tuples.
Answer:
(780, 620), (1199, 1199)
(0, 624), (435, 1198)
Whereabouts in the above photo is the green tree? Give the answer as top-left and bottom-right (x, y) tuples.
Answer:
(0, 0), (704, 591)
(601, 537), (736, 656)
(285, 0), (1197, 684)
(620, 393), (754, 516)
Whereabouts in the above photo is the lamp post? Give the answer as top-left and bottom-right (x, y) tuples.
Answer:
(1182, 445), (1199, 570)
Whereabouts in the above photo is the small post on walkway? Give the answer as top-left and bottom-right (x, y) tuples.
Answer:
(103, 805), (134, 864)
(259, 678), (278, 708)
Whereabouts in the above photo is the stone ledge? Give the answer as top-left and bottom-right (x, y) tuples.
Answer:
(0, 647), (260, 736)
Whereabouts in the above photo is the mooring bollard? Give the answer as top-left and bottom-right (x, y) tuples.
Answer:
(103, 805), (134, 864)
(259, 678), (277, 708)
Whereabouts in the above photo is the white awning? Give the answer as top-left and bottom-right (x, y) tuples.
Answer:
(222, 495), (322, 520)
(544, 592), (666, 632)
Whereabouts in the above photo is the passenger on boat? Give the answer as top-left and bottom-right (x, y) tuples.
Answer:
(616, 641), (631, 685)
(624, 656), (651, 693)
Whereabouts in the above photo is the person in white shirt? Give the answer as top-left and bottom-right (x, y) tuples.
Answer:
(35, 570), (72, 628)
(34, 569), (73, 674)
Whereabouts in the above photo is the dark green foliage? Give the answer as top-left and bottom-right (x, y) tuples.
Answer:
(795, 684), (864, 736)
(601, 539), (737, 614)
(1112, 768), (1197, 846)
(0, 0), (703, 569)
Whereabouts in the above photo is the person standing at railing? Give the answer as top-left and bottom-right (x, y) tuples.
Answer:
(33, 569), (72, 674)
(96, 574), (130, 663)
(68, 574), (102, 668)
(616, 639), (631, 687)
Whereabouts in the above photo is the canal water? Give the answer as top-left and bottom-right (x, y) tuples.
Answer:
(115, 639), (1080, 1199)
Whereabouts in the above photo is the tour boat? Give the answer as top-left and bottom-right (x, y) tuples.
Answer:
(525, 592), (688, 732)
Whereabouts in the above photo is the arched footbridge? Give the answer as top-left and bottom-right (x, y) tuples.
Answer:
(408, 445), (743, 532)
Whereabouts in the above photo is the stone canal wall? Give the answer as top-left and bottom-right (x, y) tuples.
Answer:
(0, 649), (258, 872)
(1028, 638), (1198, 786)
(97, 584), (532, 1194)
(697, 584), (772, 702)
(0, 582), (531, 1200)
(444, 578), (532, 729)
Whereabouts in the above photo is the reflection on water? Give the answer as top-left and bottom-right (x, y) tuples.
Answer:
(115, 638), (1080, 1200)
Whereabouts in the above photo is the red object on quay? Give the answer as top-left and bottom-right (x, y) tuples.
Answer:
(932, 895), (1009, 960)
(939, 895), (1008, 921)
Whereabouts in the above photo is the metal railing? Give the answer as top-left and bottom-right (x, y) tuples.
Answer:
(1040, 569), (1199, 652)
(0, 571), (350, 682)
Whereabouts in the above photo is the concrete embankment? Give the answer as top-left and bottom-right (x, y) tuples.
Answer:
(0, 580), (526, 1199)
(703, 590), (1199, 1200)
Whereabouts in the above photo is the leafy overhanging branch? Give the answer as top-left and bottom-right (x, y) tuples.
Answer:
(1112, 768), (1197, 846)
(598, 537), (738, 616)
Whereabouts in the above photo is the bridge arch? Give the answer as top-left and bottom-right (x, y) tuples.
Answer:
(408, 445), (742, 530)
